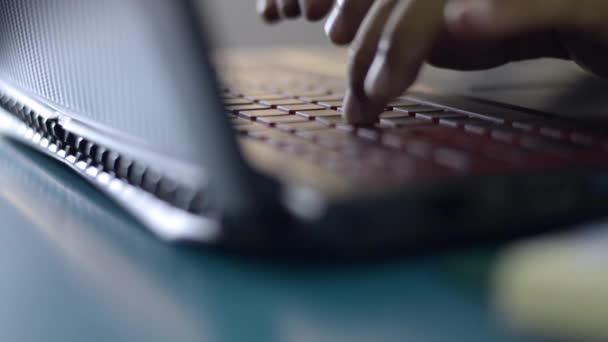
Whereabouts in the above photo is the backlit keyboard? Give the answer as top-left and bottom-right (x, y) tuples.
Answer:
(222, 67), (608, 186)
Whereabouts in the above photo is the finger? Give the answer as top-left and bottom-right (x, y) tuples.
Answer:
(299, 0), (334, 21)
(324, 0), (375, 45)
(364, 0), (446, 102)
(277, 0), (302, 18)
(343, 0), (398, 124)
(342, 90), (386, 125)
(445, 0), (608, 39)
(257, 0), (281, 23)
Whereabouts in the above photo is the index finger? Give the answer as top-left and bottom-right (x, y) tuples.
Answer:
(364, 0), (446, 102)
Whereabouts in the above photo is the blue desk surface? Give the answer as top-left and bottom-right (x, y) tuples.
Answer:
(0, 137), (532, 342)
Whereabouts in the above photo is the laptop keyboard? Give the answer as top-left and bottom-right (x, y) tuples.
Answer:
(222, 68), (608, 186)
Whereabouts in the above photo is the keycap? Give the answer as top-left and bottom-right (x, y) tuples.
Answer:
(386, 100), (418, 109)
(276, 121), (330, 133)
(224, 98), (253, 106)
(464, 120), (499, 135)
(316, 116), (348, 126)
(317, 100), (344, 109)
(310, 129), (352, 147)
(512, 121), (539, 132)
(239, 109), (287, 119)
(257, 115), (310, 126)
(539, 126), (568, 140)
(300, 94), (343, 103)
(393, 105), (443, 114)
(294, 127), (335, 141)
(519, 136), (580, 156)
(379, 111), (411, 119)
(227, 104), (269, 113)
(245, 94), (287, 101)
(434, 148), (510, 173)
(490, 128), (520, 143)
(237, 122), (273, 134)
(296, 109), (342, 119)
(277, 104), (326, 113)
(433, 147), (471, 171)
(380, 117), (432, 128)
(357, 127), (383, 141)
(415, 111), (468, 122)
(260, 99), (306, 107)
(285, 90), (330, 97)
(231, 117), (255, 126)
(438, 118), (497, 132)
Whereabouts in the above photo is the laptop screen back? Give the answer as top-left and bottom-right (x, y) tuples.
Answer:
(0, 0), (233, 165)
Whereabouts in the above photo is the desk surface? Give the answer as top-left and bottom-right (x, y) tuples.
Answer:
(0, 137), (532, 342)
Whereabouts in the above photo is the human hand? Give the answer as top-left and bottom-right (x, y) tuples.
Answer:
(257, 0), (608, 124)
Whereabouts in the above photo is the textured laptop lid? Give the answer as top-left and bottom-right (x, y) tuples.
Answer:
(0, 0), (265, 213)
(0, 0), (213, 161)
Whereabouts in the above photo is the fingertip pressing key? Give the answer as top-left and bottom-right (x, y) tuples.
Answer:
(342, 90), (384, 125)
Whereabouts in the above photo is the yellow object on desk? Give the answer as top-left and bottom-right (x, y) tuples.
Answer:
(492, 227), (608, 340)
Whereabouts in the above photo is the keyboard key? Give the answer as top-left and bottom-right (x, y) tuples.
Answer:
(386, 100), (418, 109)
(227, 104), (269, 113)
(433, 147), (471, 171)
(257, 115), (310, 126)
(468, 111), (538, 125)
(316, 116), (348, 126)
(381, 128), (425, 149)
(278, 104), (326, 113)
(357, 127), (383, 141)
(300, 94), (343, 103)
(317, 100), (344, 109)
(512, 121), (539, 132)
(393, 105), (443, 114)
(415, 111), (467, 122)
(296, 109), (342, 119)
(519, 136), (581, 156)
(464, 120), (498, 135)
(260, 99), (306, 107)
(539, 126), (568, 140)
(224, 98), (253, 106)
(380, 117), (431, 128)
(245, 93), (287, 101)
(284, 90), (330, 97)
(239, 123), (274, 134)
(438, 118), (497, 133)
(231, 117), (255, 126)
(239, 109), (288, 119)
(490, 128), (520, 143)
(379, 111), (411, 119)
(276, 121), (330, 133)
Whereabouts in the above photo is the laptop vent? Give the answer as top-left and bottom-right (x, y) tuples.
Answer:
(0, 92), (208, 215)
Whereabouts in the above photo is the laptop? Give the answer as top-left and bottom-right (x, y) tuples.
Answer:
(1, 0), (608, 255)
